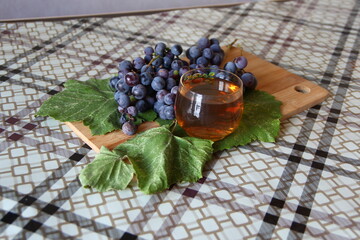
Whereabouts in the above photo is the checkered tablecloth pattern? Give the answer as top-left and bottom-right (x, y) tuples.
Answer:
(1, 0), (360, 239)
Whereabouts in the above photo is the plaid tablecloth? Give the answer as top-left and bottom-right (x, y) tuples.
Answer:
(1, 0), (359, 239)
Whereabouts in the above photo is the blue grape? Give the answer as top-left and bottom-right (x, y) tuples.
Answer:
(210, 38), (220, 45)
(114, 91), (121, 102)
(117, 92), (131, 108)
(154, 101), (165, 113)
(156, 89), (168, 102)
(211, 53), (223, 65)
(171, 44), (183, 56)
(171, 59), (184, 71)
(155, 42), (166, 56)
(189, 63), (197, 69)
(141, 65), (154, 73)
(196, 56), (208, 66)
(210, 44), (222, 53)
(203, 48), (214, 59)
(119, 60), (133, 72)
(163, 56), (172, 69)
(157, 68), (169, 79)
(151, 76), (166, 91)
(164, 93), (176, 105)
(179, 66), (190, 76)
(234, 56), (248, 69)
(109, 76), (120, 89)
(116, 79), (131, 93)
(144, 46), (154, 56)
(215, 71), (230, 80)
(140, 72), (153, 86)
(126, 106), (138, 117)
(144, 55), (152, 64)
(224, 62), (237, 73)
(125, 72), (140, 86)
(188, 46), (201, 59)
(164, 105), (175, 120)
(241, 72), (257, 90)
(166, 77), (177, 91)
(135, 99), (149, 112)
(171, 86), (179, 95)
(119, 114), (127, 124)
(209, 65), (220, 74)
(122, 121), (137, 135)
(152, 57), (163, 68)
(132, 84), (147, 99)
(197, 37), (210, 50)
(158, 105), (167, 120)
(145, 96), (155, 107)
(133, 57), (145, 70)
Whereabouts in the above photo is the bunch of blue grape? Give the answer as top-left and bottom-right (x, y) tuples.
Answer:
(223, 56), (257, 91)
(109, 42), (190, 135)
(186, 37), (225, 69)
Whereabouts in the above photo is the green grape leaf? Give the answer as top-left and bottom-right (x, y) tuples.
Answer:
(79, 146), (135, 192)
(134, 110), (158, 125)
(36, 79), (120, 135)
(114, 126), (213, 194)
(213, 90), (282, 152)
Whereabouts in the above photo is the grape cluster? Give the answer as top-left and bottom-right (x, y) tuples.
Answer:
(186, 37), (225, 69)
(109, 37), (257, 136)
(223, 56), (257, 91)
(109, 42), (189, 135)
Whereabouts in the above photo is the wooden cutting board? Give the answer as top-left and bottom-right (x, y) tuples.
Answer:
(65, 47), (329, 153)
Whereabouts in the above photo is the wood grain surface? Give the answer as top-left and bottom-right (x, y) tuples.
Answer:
(66, 47), (329, 153)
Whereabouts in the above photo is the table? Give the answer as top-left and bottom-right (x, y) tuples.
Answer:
(1, 0), (359, 239)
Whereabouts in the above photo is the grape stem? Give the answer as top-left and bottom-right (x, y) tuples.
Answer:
(147, 54), (160, 67)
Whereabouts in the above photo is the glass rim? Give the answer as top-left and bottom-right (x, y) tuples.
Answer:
(179, 67), (243, 93)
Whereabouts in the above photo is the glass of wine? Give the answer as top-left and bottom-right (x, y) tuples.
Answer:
(175, 68), (244, 141)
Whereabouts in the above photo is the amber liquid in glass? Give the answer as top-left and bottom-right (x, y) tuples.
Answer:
(175, 77), (244, 141)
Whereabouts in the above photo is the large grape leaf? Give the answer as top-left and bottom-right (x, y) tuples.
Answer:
(79, 146), (135, 191)
(213, 90), (282, 152)
(114, 126), (213, 194)
(36, 79), (120, 135)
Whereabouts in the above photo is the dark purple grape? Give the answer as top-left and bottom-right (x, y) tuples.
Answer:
(125, 72), (140, 87)
(164, 93), (176, 105)
(133, 57), (145, 70)
(119, 114), (127, 124)
(164, 105), (175, 120)
(117, 92), (131, 108)
(140, 72), (153, 86)
(145, 96), (155, 107)
(144, 55), (152, 64)
(126, 106), (138, 117)
(156, 89), (168, 102)
(224, 62), (237, 73)
(189, 63), (197, 69)
(211, 53), (223, 65)
(144, 46), (154, 56)
(165, 51), (174, 60)
(135, 100), (149, 112)
(141, 65), (154, 74)
(109, 76), (120, 89)
(241, 72), (257, 90)
(210, 38), (220, 45)
(165, 77), (176, 91)
(169, 70), (179, 80)
(122, 121), (137, 135)
(234, 56), (248, 69)
(171, 44), (183, 56)
(117, 105), (125, 113)
(132, 84), (147, 99)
